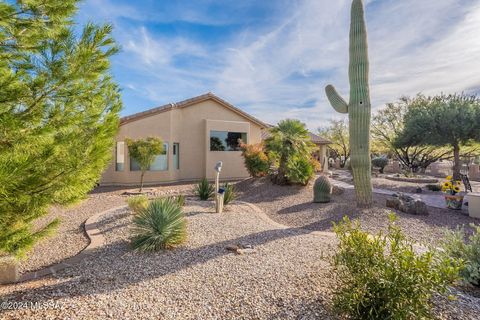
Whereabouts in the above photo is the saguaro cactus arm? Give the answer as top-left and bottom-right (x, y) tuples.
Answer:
(325, 85), (348, 114)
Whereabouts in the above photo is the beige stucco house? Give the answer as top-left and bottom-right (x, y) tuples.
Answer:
(100, 93), (330, 186)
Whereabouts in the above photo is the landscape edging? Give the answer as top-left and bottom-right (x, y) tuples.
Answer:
(16, 205), (128, 283)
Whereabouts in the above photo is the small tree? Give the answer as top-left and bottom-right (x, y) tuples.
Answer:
(126, 137), (163, 191)
(265, 119), (317, 185)
(318, 119), (350, 168)
(395, 94), (480, 180)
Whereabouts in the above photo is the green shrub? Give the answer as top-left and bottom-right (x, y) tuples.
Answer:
(239, 142), (270, 177)
(441, 224), (480, 286)
(222, 183), (235, 205)
(131, 198), (187, 252)
(332, 213), (461, 320)
(195, 178), (214, 200)
(127, 195), (149, 214)
(372, 157), (389, 173)
(286, 156), (315, 185)
(172, 195), (185, 207)
(426, 184), (442, 192)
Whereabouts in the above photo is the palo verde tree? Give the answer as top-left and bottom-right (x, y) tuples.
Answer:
(372, 97), (451, 172)
(395, 94), (480, 180)
(318, 119), (350, 168)
(0, 0), (121, 257)
(264, 119), (317, 185)
(325, 0), (373, 207)
(126, 137), (164, 192)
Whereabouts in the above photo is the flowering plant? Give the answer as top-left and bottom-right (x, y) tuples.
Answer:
(442, 176), (462, 195)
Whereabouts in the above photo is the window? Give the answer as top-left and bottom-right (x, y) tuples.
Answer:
(130, 142), (169, 171)
(115, 141), (124, 171)
(210, 131), (247, 151)
(173, 143), (179, 170)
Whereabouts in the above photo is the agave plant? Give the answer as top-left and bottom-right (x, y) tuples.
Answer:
(222, 183), (235, 205)
(131, 198), (187, 252)
(195, 178), (214, 200)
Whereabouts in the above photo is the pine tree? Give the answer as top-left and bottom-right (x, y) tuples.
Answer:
(0, 0), (122, 257)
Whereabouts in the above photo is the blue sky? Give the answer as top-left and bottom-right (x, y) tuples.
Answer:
(76, 0), (480, 129)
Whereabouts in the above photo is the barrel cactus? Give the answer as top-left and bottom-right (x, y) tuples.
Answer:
(325, 0), (373, 207)
(314, 175), (332, 203)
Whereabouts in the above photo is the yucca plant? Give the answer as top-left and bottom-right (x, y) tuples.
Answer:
(195, 178), (214, 200)
(222, 183), (235, 205)
(127, 195), (149, 214)
(131, 198), (187, 252)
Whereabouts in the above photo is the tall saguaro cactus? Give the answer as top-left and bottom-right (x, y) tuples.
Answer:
(325, 0), (373, 207)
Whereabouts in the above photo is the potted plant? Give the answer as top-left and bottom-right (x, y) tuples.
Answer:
(442, 175), (464, 210)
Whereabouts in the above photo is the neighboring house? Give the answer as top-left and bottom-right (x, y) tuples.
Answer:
(101, 93), (330, 186)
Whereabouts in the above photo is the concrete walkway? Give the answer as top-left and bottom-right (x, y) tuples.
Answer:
(330, 178), (468, 212)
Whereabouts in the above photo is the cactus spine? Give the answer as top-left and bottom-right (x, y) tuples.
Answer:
(325, 0), (372, 207)
(314, 175), (332, 203)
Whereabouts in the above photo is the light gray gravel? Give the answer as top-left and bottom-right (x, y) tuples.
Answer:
(0, 201), (337, 319)
(18, 184), (197, 273)
(236, 177), (480, 246)
(3, 180), (479, 319)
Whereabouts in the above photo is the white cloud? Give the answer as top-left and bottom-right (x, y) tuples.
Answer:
(77, 0), (480, 130)
(213, 0), (480, 130)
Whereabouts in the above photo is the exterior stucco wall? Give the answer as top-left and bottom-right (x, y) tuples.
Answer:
(100, 99), (264, 185)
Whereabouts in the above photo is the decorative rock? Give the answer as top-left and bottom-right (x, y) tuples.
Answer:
(0, 255), (19, 284)
(386, 193), (428, 215)
(332, 185), (345, 195)
(226, 244), (256, 255)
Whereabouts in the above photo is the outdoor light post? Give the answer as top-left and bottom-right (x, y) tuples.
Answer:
(214, 161), (224, 213)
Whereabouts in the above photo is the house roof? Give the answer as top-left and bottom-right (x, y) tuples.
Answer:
(120, 92), (268, 128)
(261, 129), (331, 145)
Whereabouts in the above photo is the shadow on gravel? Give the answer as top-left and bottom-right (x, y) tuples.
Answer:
(0, 219), (333, 313)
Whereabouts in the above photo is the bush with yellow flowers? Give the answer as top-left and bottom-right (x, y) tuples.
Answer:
(441, 176), (462, 195)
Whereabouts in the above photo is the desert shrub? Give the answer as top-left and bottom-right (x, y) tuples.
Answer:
(195, 178), (214, 200)
(286, 156), (315, 185)
(441, 224), (480, 286)
(239, 142), (270, 177)
(222, 183), (235, 205)
(372, 156), (389, 173)
(311, 158), (322, 172)
(333, 213), (461, 320)
(127, 195), (149, 214)
(131, 198), (187, 252)
(172, 195), (185, 207)
(426, 184), (442, 192)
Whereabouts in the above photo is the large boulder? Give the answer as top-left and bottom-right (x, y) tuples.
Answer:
(386, 193), (428, 215)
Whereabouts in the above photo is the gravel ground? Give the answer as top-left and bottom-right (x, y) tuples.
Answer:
(334, 170), (480, 194)
(1, 201), (337, 319)
(19, 183), (197, 273)
(236, 177), (480, 246)
(2, 187), (479, 319)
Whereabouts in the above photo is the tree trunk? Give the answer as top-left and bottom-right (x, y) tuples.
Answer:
(452, 143), (461, 181)
(140, 171), (145, 192)
(276, 154), (289, 185)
